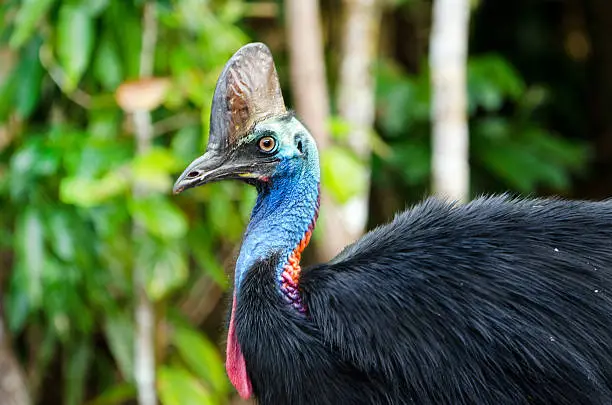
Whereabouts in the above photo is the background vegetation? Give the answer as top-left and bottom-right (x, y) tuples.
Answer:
(0, 0), (610, 404)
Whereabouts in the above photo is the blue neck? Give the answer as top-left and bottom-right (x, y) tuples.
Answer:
(234, 154), (320, 294)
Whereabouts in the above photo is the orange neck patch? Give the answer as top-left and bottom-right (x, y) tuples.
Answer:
(279, 221), (315, 313)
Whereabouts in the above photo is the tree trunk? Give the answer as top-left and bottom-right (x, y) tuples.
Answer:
(0, 262), (31, 405)
(285, 0), (374, 259)
(133, 3), (158, 405)
(336, 0), (382, 240)
(284, 0), (330, 150)
(0, 343), (30, 405)
(429, 0), (471, 202)
(285, 0), (334, 260)
(0, 331), (31, 405)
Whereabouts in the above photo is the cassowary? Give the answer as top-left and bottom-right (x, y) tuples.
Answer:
(173, 43), (612, 405)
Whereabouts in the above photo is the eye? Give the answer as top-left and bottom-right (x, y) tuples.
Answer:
(258, 136), (276, 153)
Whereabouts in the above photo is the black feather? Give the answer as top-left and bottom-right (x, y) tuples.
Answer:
(235, 195), (612, 405)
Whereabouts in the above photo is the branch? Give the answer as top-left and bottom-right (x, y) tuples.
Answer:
(335, 0), (382, 240)
(132, 3), (158, 405)
(429, 0), (471, 202)
(285, 0), (330, 149)
(285, 0), (351, 262)
(38, 43), (92, 109)
(152, 112), (200, 138)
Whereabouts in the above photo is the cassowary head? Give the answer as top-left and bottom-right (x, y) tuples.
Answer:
(173, 43), (316, 195)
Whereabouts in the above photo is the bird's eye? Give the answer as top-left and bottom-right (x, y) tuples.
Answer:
(258, 136), (276, 153)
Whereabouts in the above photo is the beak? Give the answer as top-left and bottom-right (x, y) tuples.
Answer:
(173, 151), (234, 194)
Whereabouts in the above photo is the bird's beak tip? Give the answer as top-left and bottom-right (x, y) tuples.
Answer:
(172, 177), (188, 195)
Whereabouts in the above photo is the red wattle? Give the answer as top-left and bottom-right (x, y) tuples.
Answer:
(226, 294), (253, 399)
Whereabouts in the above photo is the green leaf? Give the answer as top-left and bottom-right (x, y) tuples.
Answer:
(6, 267), (31, 333)
(0, 64), (18, 121)
(64, 339), (92, 405)
(474, 117), (509, 141)
(15, 207), (45, 307)
(468, 54), (525, 112)
(171, 126), (202, 166)
(380, 80), (415, 136)
(327, 116), (352, 141)
(107, 1), (141, 78)
(392, 140), (431, 185)
(15, 37), (44, 118)
(375, 61), (416, 136)
(206, 187), (244, 242)
(479, 142), (567, 192)
(158, 366), (216, 405)
(526, 128), (589, 170)
(88, 204), (130, 240)
(132, 147), (181, 193)
(9, 0), (56, 48)
(42, 258), (93, 337)
(64, 136), (131, 178)
(9, 136), (61, 200)
(321, 146), (368, 204)
(60, 171), (129, 207)
(130, 196), (188, 239)
(172, 326), (229, 395)
(93, 35), (123, 91)
(85, 383), (136, 405)
(46, 209), (76, 261)
(56, 5), (94, 91)
(474, 121), (589, 193)
(80, 0), (110, 16)
(219, 0), (246, 24)
(137, 236), (188, 301)
(88, 110), (121, 140)
(469, 80), (503, 112)
(103, 311), (135, 382)
(187, 225), (228, 288)
(178, 69), (207, 106)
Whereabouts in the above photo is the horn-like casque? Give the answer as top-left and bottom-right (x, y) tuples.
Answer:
(208, 42), (287, 152)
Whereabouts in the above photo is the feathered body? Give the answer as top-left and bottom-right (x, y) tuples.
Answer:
(237, 195), (612, 405)
(173, 43), (612, 405)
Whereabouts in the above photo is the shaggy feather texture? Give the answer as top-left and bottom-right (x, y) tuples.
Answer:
(235, 195), (612, 405)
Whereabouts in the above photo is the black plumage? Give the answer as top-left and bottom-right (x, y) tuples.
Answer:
(236, 196), (612, 405)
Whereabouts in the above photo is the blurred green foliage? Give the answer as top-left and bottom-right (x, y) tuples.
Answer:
(1, 0), (254, 404)
(374, 54), (589, 197)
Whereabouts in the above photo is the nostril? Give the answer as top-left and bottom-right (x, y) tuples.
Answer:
(297, 140), (303, 154)
(187, 171), (199, 178)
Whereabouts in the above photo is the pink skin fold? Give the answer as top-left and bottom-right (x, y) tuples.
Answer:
(226, 294), (253, 399)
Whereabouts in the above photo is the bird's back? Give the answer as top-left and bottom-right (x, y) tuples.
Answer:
(237, 195), (612, 404)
